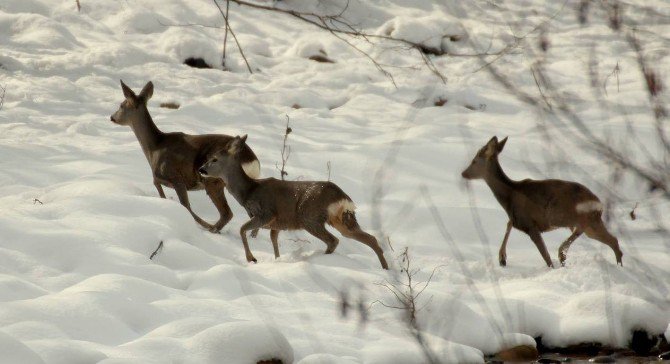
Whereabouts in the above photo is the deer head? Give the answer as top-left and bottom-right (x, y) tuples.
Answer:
(199, 135), (248, 183)
(110, 80), (154, 126)
(461, 136), (508, 179)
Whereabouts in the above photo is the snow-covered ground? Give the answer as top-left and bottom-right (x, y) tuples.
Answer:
(1, 0), (669, 363)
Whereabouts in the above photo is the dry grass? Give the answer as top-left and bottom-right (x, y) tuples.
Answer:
(159, 102), (180, 109)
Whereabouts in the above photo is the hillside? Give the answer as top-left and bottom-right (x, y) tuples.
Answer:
(0, 0), (669, 363)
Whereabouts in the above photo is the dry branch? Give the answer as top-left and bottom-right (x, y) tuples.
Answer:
(150, 241), (164, 260)
(212, 0), (252, 73)
(276, 115), (292, 180)
(0, 84), (5, 111)
(222, 0), (520, 84)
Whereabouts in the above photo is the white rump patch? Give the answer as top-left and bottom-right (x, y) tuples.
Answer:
(242, 160), (260, 179)
(327, 199), (356, 217)
(575, 200), (603, 213)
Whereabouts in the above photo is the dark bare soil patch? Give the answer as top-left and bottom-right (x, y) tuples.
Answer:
(184, 57), (212, 69)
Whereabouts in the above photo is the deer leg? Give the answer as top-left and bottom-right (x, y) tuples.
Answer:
(584, 220), (623, 266)
(270, 230), (280, 259)
(239, 216), (272, 263)
(174, 184), (215, 231)
(330, 216), (388, 270)
(204, 179), (233, 233)
(558, 230), (582, 266)
(153, 179), (166, 198)
(339, 228), (389, 270)
(499, 221), (512, 267)
(247, 211), (259, 238)
(304, 224), (340, 255)
(528, 229), (554, 268)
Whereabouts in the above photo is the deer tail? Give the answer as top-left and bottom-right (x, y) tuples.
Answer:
(326, 199), (359, 230)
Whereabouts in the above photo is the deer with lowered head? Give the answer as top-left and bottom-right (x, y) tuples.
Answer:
(462, 136), (623, 268)
(198, 135), (389, 269)
(110, 80), (260, 232)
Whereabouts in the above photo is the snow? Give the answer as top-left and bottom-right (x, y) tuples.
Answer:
(377, 14), (465, 53)
(1, 0), (669, 363)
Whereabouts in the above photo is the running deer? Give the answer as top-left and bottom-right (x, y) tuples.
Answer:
(110, 80), (260, 232)
(461, 136), (623, 267)
(198, 135), (389, 269)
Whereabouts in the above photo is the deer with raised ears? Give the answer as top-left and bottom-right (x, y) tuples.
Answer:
(198, 135), (389, 269)
(110, 80), (260, 232)
(462, 136), (623, 268)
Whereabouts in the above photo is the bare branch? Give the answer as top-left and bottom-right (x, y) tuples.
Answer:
(149, 241), (164, 260)
(213, 0), (253, 73)
(276, 115), (292, 180)
(223, 0), (515, 84)
(222, 0), (230, 68)
(0, 84), (5, 111)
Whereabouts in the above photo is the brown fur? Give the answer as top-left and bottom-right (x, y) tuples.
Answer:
(110, 80), (259, 232)
(199, 135), (388, 269)
(462, 136), (623, 267)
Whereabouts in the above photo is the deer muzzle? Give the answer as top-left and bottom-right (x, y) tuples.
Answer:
(198, 167), (208, 176)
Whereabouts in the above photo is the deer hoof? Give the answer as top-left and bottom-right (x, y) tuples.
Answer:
(498, 255), (506, 267)
(247, 256), (257, 263)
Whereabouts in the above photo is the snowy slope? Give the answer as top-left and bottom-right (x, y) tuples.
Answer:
(1, 0), (669, 363)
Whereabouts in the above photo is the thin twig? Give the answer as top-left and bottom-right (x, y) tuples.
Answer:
(276, 115), (292, 180)
(603, 61), (621, 95)
(213, 0), (253, 73)
(224, 0), (518, 84)
(222, 0), (230, 68)
(0, 84), (5, 111)
(150, 241), (164, 260)
(372, 247), (441, 364)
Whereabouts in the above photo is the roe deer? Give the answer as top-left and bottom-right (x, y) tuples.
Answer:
(461, 136), (623, 268)
(198, 135), (389, 269)
(110, 80), (260, 232)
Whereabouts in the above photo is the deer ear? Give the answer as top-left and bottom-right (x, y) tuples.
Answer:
(227, 136), (245, 155)
(138, 81), (153, 104)
(120, 80), (136, 100)
(240, 134), (248, 143)
(497, 136), (508, 152)
(484, 136), (498, 158)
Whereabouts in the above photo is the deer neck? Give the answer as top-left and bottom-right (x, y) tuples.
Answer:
(130, 108), (163, 156)
(223, 162), (258, 206)
(483, 158), (516, 209)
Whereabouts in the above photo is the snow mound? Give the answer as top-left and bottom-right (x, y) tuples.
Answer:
(0, 0), (668, 363)
(0, 331), (45, 364)
(297, 353), (359, 364)
(377, 14), (466, 54)
(0, 13), (81, 50)
(185, 322), (294, 364)
(157, 27), (220, 68)
(288, 38), (332, 60)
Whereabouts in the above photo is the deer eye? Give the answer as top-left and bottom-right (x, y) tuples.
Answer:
(212, 158), (218, 163)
